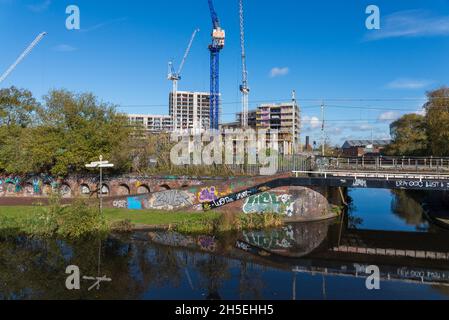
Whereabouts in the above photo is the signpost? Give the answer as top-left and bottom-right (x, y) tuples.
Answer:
(85, 155), (114, 213)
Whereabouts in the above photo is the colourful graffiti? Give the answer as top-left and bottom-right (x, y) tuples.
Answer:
(202, 185), (271, 211)
(243, 192), (294, 216)
(198, 186), (218, 203)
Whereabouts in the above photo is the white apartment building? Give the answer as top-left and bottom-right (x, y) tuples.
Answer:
(128, 114), (172, 133)
(169, 91), (211, 131)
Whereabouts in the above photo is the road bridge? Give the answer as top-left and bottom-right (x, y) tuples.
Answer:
(203, 169), (449, 211)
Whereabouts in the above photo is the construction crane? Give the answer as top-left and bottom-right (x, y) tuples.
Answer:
(239, 0), (249, 127)
(168, 28), (200, 132)
(207, 0), (225, 130)
(0, 32), (47, 84)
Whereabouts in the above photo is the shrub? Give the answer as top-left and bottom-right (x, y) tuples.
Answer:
(110, 219), (134, 233)
(30, 193), (108, 238)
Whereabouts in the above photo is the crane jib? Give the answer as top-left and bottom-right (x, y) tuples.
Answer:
(208, 0), (220, 29)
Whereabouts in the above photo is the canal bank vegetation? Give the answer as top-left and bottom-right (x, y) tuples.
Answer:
(0, 197), (284, 238)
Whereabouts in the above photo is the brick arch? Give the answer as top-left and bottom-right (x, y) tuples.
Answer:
(79, 183), (91, 197)
(100, 183), (110, 196)
(116, 184), (130, 196)
(159, 184), (171, 191)
(23, 182), (34, 196)
(59, 183), (72, 198)
(137, 184), (150, 194)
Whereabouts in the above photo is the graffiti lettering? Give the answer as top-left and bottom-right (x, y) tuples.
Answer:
(203, 185), (270, 211)
(113, 200), (127, 208)
(198, 186), (218, 203)
(243, 192), (294, 216)
(352, 179), (367, 188)
(151, 190), (193, 209)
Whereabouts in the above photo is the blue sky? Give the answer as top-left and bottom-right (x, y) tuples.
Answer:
(1, 0), (449, 145)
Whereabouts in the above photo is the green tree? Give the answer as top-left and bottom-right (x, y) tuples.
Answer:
(37, 89), (133, 176)
(0, 86), (41, 128)
(385, 113), (428, 156)
(0, 87), (41, 173)
(425, 87), (449, 156)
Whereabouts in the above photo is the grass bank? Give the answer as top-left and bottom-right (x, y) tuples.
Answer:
(0, 204), (283, 238)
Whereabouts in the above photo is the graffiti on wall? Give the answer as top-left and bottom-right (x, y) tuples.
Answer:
(198, 186), (218, 203)
(149, 190), (194, 210)
(0, 175), (58, 196)
(243, 192), (294, 216)
(202, 185), (271, 211)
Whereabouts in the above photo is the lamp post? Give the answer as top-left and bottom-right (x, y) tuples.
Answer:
(85, 155), (114, 214)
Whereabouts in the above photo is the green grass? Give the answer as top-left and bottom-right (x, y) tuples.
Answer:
(0, 206), (282, 236)
(102, 208), (221, 227)
(0, 206), (222, 234)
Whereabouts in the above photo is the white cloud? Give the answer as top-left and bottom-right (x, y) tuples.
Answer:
(269, 67), (289, 78)
(365, 10), (449, 41)
(378, 111), (400, 122)
(27, 0), (51, 13)
(53, 44), (77, 52)
(387, 78), (433, 90)
(302, 116), (321, 129)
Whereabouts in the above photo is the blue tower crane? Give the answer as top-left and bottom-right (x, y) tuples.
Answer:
(207, 0), (225, 130)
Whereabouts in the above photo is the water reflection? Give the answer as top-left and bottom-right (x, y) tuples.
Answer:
(1, 189), (449, 300)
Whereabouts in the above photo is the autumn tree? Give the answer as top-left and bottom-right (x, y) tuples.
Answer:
(385, 114), (428, 156)
(425, 87), (449, 156)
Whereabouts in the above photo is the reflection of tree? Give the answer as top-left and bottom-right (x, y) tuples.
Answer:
(150, 246), (183, 288)
(237, 262), (265, 300)
(345, 193), (363, 229)
(430, 285), (449, 298)
(391, 190), (428, 231)
(0, 235), (155, 300)
(195, 255), (231, 300)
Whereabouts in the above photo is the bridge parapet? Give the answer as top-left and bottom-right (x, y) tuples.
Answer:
(315, 156), (449, 173)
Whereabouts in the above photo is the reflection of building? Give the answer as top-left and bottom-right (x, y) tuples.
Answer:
(342, 140), (391, 157)
(169, 91), (211, 131)
(128, 114), (172, 133)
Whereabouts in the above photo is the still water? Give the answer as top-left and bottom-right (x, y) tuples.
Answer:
(1, 189), (449, 300)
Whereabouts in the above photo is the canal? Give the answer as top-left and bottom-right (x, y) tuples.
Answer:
(1, 188), (449, 300)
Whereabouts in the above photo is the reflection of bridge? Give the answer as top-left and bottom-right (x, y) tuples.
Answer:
(235, 215), (449, 287)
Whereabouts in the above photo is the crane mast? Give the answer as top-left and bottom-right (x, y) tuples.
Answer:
(0, 32), (47, 84)
(208, 0), (225, 130)
(239, 0), (249, 127)
(168, 29), (199, 132)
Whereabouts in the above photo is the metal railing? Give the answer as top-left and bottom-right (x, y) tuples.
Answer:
(314, 156), (449, 173)
(224, 155), (313, 175)
(293, 170), (449, 181)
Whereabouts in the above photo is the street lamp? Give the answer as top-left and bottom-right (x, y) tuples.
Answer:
(85, 155), (114, 213)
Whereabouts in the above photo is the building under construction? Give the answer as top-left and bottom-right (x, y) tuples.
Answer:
(229, 102), (301, 155)
(169, 91), (211, 131)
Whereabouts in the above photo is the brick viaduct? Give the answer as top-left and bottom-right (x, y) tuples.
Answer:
(0, 174), (207, 198)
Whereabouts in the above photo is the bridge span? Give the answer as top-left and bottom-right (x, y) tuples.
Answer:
(203, 170), (449, 211)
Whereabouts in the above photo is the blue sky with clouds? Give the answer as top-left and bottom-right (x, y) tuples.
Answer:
(1, 0), (449, 145)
